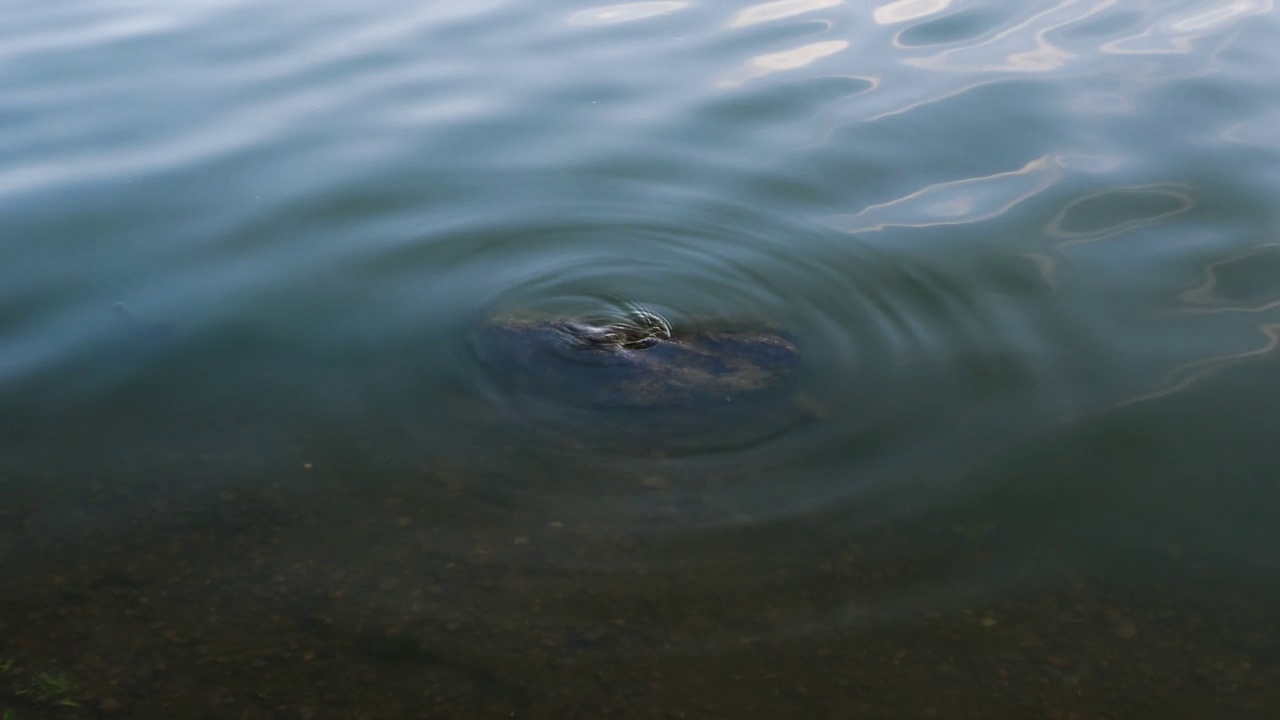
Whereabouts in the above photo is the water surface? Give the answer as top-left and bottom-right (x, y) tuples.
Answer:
(3, 0), (1280, 716)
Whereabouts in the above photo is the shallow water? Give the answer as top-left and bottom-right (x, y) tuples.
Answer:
(3, 0), (1280, 717)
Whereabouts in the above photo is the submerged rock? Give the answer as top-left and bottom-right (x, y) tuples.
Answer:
(470, 310), (813, 450)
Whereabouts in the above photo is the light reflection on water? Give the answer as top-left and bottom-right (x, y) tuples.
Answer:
(2, 0), (1280, 715)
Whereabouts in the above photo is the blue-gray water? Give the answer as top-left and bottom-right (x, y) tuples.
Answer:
(3, 0), (1280, 717)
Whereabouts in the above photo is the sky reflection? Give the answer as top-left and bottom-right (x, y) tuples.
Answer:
(566, 1), (688, 26)
(719, 39), (848, 87)
(731, 0), (844, 28)
(832, 157), (1061, 233)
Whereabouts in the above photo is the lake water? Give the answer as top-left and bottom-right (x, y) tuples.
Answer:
(3, 0), (1280, 716)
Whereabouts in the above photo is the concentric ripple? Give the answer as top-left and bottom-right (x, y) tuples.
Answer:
(418, 198), (1070, 526)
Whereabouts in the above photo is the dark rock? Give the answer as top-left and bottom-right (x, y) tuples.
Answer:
(470, 311), (815, 449)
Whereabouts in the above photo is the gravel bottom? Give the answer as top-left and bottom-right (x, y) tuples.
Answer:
(2, 424), (1278, 720)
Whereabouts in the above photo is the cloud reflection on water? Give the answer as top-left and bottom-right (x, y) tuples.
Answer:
(731, 0), (844, 28)
(1092, 236), (1280, 412)
(896, 0), (1116, 73)
(566, 1), (689, 26)
(1045, 184), (1195, 246)
(874, 0), (952, 25)
(1102, 0), (1273, 54)
(1180, 243), (1280, 314)
(1111, 322), (1280, 409)
(718, 40), (849, 88)
(832, 157), (1062, 233)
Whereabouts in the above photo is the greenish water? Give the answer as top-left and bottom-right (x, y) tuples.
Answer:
(3, 0), (1280, 716)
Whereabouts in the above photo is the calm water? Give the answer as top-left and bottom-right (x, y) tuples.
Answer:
(3, 0), (1280, 717)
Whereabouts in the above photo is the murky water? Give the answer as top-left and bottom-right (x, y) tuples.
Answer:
(3, 0), (1280, 717)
